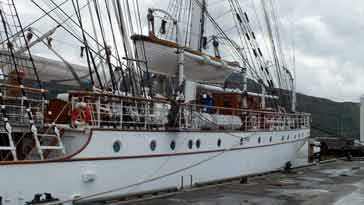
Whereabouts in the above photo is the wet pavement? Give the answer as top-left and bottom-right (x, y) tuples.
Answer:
(115, 160), (364, 205)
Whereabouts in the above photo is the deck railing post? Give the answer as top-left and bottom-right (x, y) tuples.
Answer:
(70, 97), (75, 127)
(120, 99), (123, 128)
(145, 102), (148, 129)
(231, 114), (233, 130)
(179, 106), (182, 128)
(97, 96), (101, 127)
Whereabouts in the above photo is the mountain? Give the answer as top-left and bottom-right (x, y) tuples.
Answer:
(297, 93), (360, 139)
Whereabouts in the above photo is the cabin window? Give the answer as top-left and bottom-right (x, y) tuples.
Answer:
(188, 140), (193, 149)
(240, 138), (244, 145)
(258, 137), (261, 144)
(223, 99), (231, 107)
(170, 140), (176, 150)
(217, 139), (222, 147)
(150, 140), (157, 151)
(269, 136), (272, 143)
(287, 135), (290, 140)
(281, 136), (284, 141)
(113, 140), (122, 153)
(196, 139), (201, 149)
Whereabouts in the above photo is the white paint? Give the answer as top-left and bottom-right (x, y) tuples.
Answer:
(292, 140), (308, 167)
(0, 129), (309, 204)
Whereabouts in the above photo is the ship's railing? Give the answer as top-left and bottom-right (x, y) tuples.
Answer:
(69, 92), (169, 129)
(0, 83), (47, 127)
(178, 104), (310, 131)
(68, 91), (310, 131)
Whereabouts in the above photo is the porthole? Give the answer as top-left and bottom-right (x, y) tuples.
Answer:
(258, 137), (261, 144)
(113, 140), (122, 153)
(217, 139), (222, 147)
(196, 139), (201, 149)
(188, 140), (193, 149)
(170, 140), (176, 150)
(269, 136), (272, 143)
(150, 140), (157, 151)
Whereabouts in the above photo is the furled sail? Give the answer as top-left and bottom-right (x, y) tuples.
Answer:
(189, 0), (206, 51)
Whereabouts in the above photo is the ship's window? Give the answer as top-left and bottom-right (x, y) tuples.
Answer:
(258, 137), (261, 144)
(150, 140), (157, 151)
(113, 140), (122, 153)
(240, 138), (244, 145)
(294, 135), (296, 139)
(287, 135), (290, 140)
(217, 139), (222, 147)
(281, 136), (284, 141)
(196, 139), (201, 149)
(188, 140), (193, 149)
(269, 136), (272, 142)
(170, 140), (176, 150)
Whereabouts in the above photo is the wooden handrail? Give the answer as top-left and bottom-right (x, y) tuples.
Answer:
(69, 90), (169, 104)
(0, 83), (48, 93)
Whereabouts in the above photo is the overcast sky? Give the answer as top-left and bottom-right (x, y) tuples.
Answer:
(16, 0), (364, 102)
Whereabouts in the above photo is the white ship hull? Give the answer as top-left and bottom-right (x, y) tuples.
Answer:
(0, 128), (309, 204)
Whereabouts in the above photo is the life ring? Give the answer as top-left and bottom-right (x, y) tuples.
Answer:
(71, 102), (91, 125)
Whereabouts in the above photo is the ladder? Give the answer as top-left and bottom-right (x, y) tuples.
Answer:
(31, 124), (66, 160)
(0, 122), (17, 160)
(0, 89), (17, 160)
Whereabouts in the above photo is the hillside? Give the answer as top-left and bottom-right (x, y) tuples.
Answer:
(296, 93), (360, 139)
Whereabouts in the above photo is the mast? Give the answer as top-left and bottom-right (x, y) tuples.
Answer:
(291, 76), (296, 113)
(361, 95), (364, 143)
(190, 0), (206, 51)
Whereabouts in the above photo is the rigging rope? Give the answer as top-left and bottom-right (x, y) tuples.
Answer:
(71, 0), (95, 89)
(92, 0), (117, 92)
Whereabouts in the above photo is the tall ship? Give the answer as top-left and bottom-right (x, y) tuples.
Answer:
(0, 0), (310, 204)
